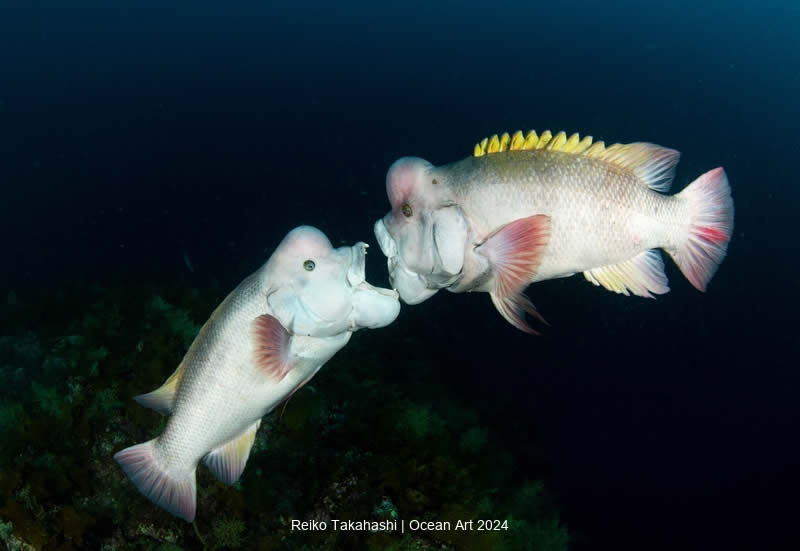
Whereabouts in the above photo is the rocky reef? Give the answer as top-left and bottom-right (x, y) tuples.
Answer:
(0, 285), (568, 550)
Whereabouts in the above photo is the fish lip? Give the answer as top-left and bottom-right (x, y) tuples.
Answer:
(355, 279), (399, 298)
(388, 260), (440, 304)
(349, 284), (401, 330)
(373, 218), (398, 259)
(348, 238), (398, 298)
(373, 216), (451, 301)
(346, 242), (368, 287)
(374, 217), (403, 292)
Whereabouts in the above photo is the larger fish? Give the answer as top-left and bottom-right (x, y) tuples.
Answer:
(114, 226), (400, 521)
(374, 129), (734, 333)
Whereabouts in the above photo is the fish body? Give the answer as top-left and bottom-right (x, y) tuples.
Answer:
(115, 226), (400, 521)
(374, 130), (734, 333)
(446, 150), (679, 284)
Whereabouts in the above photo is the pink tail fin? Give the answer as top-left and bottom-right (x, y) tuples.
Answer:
(671, 167), (734, 291)
(114, 440), (197, 522)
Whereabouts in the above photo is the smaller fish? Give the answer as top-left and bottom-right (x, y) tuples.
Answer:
(114, 226), (400, 521)
(374, 129), (734, 333)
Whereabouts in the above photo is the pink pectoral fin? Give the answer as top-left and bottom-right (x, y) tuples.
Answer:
(490, 292), (549, 335)
(251, 314), (292, 382)
(477, 214), (551, 297)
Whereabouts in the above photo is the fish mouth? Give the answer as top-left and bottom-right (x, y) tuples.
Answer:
(356, 280), (399, 298)
(373, 217), (465, 304)
(374, 218), (440, 305)
(349, 241), (400, 329)
(345, 240), (398, 298)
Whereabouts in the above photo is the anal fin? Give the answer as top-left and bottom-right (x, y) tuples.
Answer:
(204, 420), (261, 485)
(583, 249), (669, 298)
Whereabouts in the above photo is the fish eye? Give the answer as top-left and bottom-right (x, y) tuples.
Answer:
(402, 203), (413, 217)
(303, 259), (315, 271)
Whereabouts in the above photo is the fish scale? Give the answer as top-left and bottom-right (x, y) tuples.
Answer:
(445, 150), (682, 282)
(154, 276), (292, 472)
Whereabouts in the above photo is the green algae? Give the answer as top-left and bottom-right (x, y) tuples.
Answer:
(0, 286), (568, 550)
(211, 516), (246, 549)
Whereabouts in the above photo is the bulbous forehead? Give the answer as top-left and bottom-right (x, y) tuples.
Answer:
(273, 226), (333, 262)
(386, 157), (432, 209)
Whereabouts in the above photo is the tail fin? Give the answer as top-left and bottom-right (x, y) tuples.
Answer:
(669, 167), (734, 291)
(113, 439), (197, 522)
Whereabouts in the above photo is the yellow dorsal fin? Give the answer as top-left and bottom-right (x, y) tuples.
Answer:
(510, 130), (524, 150)
(523, 130), (538, 149)
(572, 135), (593, 154)
(473, 129), (679, 191)
(562, 133), (581, 152)
(487, 134), (500, 153)
(475, 129), (587, 157)
(133, 360), (187, 415)
(585, 140), (605, 157)
(536, 130), (552, 149)
(546, 131), (567, 151)
(498, 132), (511, 152)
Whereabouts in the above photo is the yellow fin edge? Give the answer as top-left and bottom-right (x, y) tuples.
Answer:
(133, 360), (187, 415)
(474, 129), (599, 157)
(203, 420), (262, 485)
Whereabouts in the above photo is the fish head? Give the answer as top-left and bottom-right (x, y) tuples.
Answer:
(265, 226), (400, 337)
(374, 157), (469, 304)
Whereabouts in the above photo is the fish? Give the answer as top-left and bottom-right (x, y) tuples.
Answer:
(374, 129), (734, 334)
(114, 226), (400, 521)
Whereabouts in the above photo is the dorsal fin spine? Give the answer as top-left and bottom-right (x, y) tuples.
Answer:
(573, 135), (593, 154)
(488, 134), (500, 153)
(472, 130), (679, 192)
(546, 131), (567, 151)
(563, 133), (581, 152)
(510, 131), (524, 150)
(523, 130), (538, 149)
(536, 130), (552, 149)
(499, 132), (511, 152)
(585, 141), (605, 157)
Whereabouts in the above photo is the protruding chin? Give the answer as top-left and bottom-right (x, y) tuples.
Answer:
(351, 282), (401, 329)
(389, 263), (439, 305)
(374, 217), (440, 304)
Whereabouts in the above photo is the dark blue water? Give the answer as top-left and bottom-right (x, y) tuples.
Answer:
(1, 2), (797, 549)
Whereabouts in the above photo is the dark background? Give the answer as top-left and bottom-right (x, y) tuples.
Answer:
(1, 2), (797, 549)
